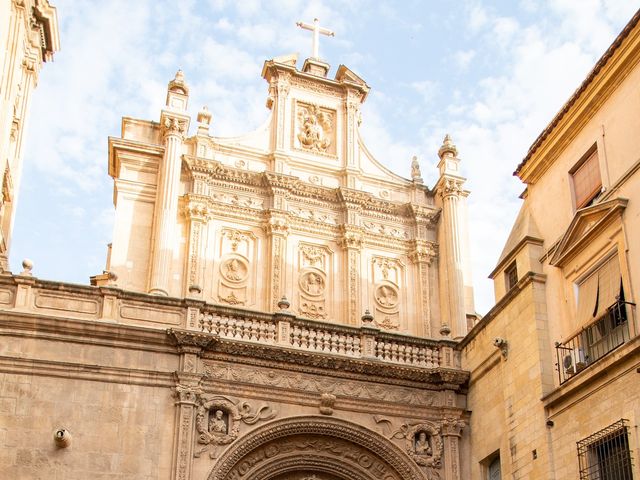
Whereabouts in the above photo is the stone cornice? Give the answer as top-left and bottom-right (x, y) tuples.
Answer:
(206, 339), (469, 388)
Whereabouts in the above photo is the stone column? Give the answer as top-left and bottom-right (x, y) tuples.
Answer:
(436, 135), (468, 339)
(343, 89), (362, 188)
(167, 329), (217, 480)
(441, 417), (466, 480)
(149, 71), (190, 296)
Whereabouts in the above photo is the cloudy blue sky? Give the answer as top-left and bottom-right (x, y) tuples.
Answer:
(11, 0), (638, 313)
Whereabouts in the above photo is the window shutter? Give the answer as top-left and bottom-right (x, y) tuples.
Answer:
(576, 271), (599, 325)
(593, 255), (621, 320)
(573, 150), (601, 209)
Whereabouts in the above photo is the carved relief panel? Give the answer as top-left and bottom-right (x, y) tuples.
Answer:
(370, 256), (405, 331)
(215, 227), (258, 307)
(293, 102), (337, 157)
(296, 242), (333, 320)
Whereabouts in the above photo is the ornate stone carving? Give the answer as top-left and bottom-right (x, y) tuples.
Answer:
(440, 178), (463, 198)
(296, 103), (334, 153)
(168, 329), (218, 352)
(162, 116), (188, 138)
(363, 221), (409, 239)
(195, 394), (277, 458)
(221, 257), (249, 283)
(300, 244), (325, 267)
(208, 416), (425, 480)
(222, 229), (249, 253)
(319, 393), (336, 415)
(373, 417), (443, 470)
(441, 417), (466, 436)
(375, 285), (399, 308)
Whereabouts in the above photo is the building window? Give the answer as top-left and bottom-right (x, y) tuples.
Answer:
(488, 455), (501, 480)
(577, 419), (634, 480)
(505, 262), (518, 291)
(555, 254), (634, 384)
(571, 147), (602, 209)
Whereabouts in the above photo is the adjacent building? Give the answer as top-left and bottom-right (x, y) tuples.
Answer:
(462, 9), (640, 480)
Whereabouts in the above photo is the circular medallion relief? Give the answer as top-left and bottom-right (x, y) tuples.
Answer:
(220, 257), (249, 283)
(299, 271), (325, 296)
(375, 284), (399, 308)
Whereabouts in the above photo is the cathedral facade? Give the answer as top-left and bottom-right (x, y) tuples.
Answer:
(1, 2), (639, 480)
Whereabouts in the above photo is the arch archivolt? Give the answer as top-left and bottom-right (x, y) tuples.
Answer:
(208, 415), (427, 480)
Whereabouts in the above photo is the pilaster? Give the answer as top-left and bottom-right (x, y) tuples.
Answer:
(167, 329), (217, 480)
(183, 196), (209, 298)
(408, 239), (437, 338)
(441, 417), (466, 480)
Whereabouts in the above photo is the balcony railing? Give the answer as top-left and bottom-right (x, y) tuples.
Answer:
(555, 300), (636, 385)
(198, 307), (448, 369)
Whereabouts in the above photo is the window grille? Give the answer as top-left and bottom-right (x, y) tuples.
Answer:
(505, 262), (518, 291)
(577, 419), (634, 480)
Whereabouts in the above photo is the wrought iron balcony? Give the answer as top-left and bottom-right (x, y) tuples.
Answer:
(555, 299), (637, 385)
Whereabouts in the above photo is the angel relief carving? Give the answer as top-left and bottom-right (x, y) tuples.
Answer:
(296, 103), (334, 153)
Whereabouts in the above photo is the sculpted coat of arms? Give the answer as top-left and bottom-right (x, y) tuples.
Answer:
(296, 103), (334, 153)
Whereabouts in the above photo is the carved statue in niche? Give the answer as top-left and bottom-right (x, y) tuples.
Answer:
(195, 395), (277, 459)
(415, 431), (433, 456)
(297, 103), (333, 153)
(208, 409), (228, 435)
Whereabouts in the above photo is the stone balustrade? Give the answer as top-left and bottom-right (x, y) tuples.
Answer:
(199, 305), (450, 369)
(0, 274), (460, 372)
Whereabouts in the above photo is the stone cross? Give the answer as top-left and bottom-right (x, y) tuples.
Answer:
(296, 18), (334, 60)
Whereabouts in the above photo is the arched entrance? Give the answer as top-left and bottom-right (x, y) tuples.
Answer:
(208, 415), (426, 480)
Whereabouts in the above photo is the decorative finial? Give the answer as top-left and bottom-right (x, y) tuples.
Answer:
(197, 106), (212, 126)
(296, 17), (335, 60)
(438, 134), (458, 159)
(20, 258), (33, 276)
(277, 296), (291, 311)
(361, 309), (374, 325)
(439, 324), (451, 338)
(411, 155), (423, 183)
(168, 69), (189, 95)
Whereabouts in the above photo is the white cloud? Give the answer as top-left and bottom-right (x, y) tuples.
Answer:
(454, 49), (476, 70)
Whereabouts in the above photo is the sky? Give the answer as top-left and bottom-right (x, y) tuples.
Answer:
(11, 0), (639, 314)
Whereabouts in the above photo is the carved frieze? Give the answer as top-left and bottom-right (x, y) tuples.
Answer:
(202, 360), (446, 403)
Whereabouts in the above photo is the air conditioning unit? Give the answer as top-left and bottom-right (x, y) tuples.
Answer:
(563, 348), (587, 375)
